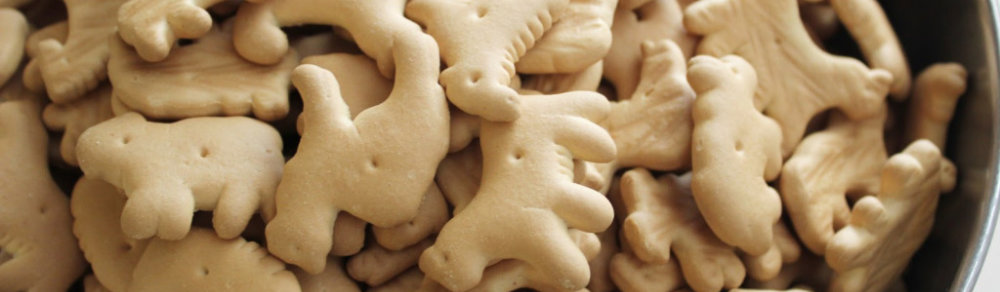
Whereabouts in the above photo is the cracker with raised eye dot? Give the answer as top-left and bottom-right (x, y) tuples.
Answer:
(265, 32), (448, 274)
(0, 83), (86, 292)
(368, 268), (425, 292)
(780, 106), (888, 254)
(128, 228), (300, 292)
(420, 90), (616, 292)
(830, 0), (910, 99)
(609, 252), (686, 292)
(684, 0), (892, 154)
(0, 9), (27, 87)
(117, 0), (233, 62)
(688, 55), (783, 256)
(517, 0), (616, 74)
(741, 223), (802, 282)
(42, 83), (113, 166)
(619, 169), (745, 292)
(23, 20), (68, 92)
(76, 113), (285, 241)
(825, 140), (956, 292)
(293, 256), (361, 292)
(346, 239), (433, 287)
(372, 184), (449, 251)
(405, 0), (570, 121)
(905, 63), (967, 150)
(71, 178), (150, 292)
(604, 0), (697, 100)
(31, 0), (129, 103)
(108, 23), (297, 122)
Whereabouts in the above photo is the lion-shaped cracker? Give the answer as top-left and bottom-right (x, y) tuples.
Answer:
(830, 0), (910, 99)
(604, 0), (697, 100)
(684, 0), (892, 154)
(76, 113), (285, 240)
(609, 252), (685, 292)
(372, 184), (449, 251)
(419, 90), (616, 291)
(347, 239), (433, 287)
(32, 0), (129, 103)
(0, 8), (27, 87)
(780, 106), (888, 254)
(688, 55), (783, 256)
(107, 24), (298, 121)
(905, 63), (967, 150)
(42, 83), (113, 166)
(369, 268), (424, 292)
(71, 178), (150, 292)
(294, 256), (361, 292)
(406, 0), (570, 121)
(517, 0), (616, 74)
(128, 228), (300, 292)
(742, 223), (803, 281)
(825, 140), (956, 292)
(117, 0), (231, 62)
(0, 84), (86, 292)
(619, 169), (745, 291)
(22, 20), (67, 92)
(266, 33), (448, 274)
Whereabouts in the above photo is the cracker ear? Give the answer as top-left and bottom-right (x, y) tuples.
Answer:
(291, 64), (352, 129)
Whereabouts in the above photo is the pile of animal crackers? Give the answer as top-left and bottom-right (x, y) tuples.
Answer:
(0, 0), (968, 290)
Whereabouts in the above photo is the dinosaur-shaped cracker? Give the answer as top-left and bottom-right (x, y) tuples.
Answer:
(347, 239), (433, 287)
(128, 228), (301, 292)
(0, 84), (86, 292)
(609, 252), (686, 292)
(71, 178), (150, 292)
(905, 63), (967, 150)
(42, 83), (113, 166)
(780, 106), (888, 254)
(294, 257), (361, 292)
(372, 184), (449, 251)
(619, 168), (745, 291)
(266, 33), (449, 274)
(517, 0), (616, 74)
(108, 24), (297, 121)
(684, 0), (892, 154)
(830, 0), (910, 99)
(604, 0), (697, 100)
(688, 55), (783, 255)
(825, 140), (956, 292)
(117, 0), (230, 62)
(22, 20), (67, 93)
(33, 0), (129, 103)
(76, 113), (285, 240)
(419, 90), (616, 291)
(0, 9), (27, 87)
(406, 0), (569, 121)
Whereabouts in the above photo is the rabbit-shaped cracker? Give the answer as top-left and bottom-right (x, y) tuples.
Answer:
(42, 83), (113, 166)
(0, 85), (86, 292)
(71, 178), (150, 292)
(266, 33), (448, 274)
(905, 63), (967, 150)
(780, 106), (888, 254)
(405, 0), (570, 121)
(684, 0), (891, 154)
(825, 140), (956, 292)
(688, 55), (783, 256)
(76, 113), (285, 240)
(609, 252), (686, 292)
(831, 0), (910, 99)
(517, 0), (616, 74)
(0, 9), (27, 87)
(419, 91), (616, 291)
(32, 0), (129, 103)
(117, 0), (231, 62)
(620, 169), (745, 291)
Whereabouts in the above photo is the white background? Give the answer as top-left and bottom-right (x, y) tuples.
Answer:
(974, 223), (1000, 291)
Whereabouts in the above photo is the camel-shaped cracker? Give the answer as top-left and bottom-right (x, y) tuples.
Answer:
(419, 90), (616, 291)
(117, 0), (231, 62)
(32, 0), (129, 103)
(405, 0), (570, 121)
(128, 228), (301, 291)
(825, 140), (956, 292)
(604, 0), (697, 100)
(71, 178), (150, 292)
(294, 257), (362, 292)
(0, 84), (86, 292)
(780, 106), (888, 254)
(905, 63), (967, 150)
(619, 169), (745, 291)
(609, 252), (686, 292)
(42, 83), (113, 166)
(830, 0), (910, 99)
(684, 0), (892, 154)
(347, 239), (433, 287)
(0, 8), (27, 87)
(688, 55), (784, 256)
(107, 24), (298, 121)
(265, 33), (449, 274)
(517, 0), (616, 74)
(76, 113), (285, 240)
